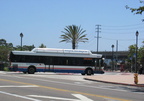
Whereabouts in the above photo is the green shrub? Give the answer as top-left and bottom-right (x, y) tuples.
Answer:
(4, 67), (10, 71)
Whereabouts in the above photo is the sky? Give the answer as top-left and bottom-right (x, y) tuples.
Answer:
(0, 0), (144, 52)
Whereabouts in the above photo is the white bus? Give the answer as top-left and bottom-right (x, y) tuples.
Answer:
(9, 48), (104, 75)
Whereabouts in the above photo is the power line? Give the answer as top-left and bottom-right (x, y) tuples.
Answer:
(101, 23), (144, 32)
(102, 30), (144, 34)
(102, 27), (144, 31)
(101, 37), (144, 41)
(102, 23), (144, 27)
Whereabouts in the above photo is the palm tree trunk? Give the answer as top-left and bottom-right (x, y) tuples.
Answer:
(72, 42), (75, 49)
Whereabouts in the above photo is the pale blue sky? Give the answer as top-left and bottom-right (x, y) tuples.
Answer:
(0, 0), (144, 51)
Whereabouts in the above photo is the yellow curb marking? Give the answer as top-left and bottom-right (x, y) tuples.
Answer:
(0, 79), (131, 101)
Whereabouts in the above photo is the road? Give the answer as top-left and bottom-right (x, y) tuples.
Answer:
(0, 71), (143, 101)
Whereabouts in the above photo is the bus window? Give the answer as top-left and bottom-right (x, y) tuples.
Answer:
(83, 58), (93, 66)
(44, 57), (53, 65)
(95, 58), (104, 67)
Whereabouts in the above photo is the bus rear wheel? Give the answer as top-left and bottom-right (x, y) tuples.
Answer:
(86, 69), (93, 75)
(28, 67), (35, 74)
(23, 71), (27, 74)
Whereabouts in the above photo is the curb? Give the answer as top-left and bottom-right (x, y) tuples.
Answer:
(56, 73), (74, 75)
(84, 78), (144, 87)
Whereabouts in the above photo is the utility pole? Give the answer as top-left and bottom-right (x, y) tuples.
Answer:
(115, 40), (118, 70)
(20, 33), (24, 51)
(95, 25), (101, 53)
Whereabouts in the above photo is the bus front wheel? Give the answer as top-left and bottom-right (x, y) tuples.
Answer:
(81, 73), (85, 75)
(86, 69), (93, 75)
(28, 66), (36, 74)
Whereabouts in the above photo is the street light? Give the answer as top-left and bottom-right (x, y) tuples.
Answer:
(111, 45), (114, 71)
(20, 33), (23, 51)
(135, 31), (139, 73)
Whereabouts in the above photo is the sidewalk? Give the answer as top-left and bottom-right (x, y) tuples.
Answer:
(84, 72), (144, 87)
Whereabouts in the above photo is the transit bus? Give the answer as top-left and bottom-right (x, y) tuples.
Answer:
(9, 48), (104, 75)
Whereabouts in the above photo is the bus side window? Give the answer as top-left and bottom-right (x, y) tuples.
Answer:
(83, 60), (92, 66)
(75, 58), (83, 66)
(44, 57), (53, 65)
(68, 57), (75, 66)
(20, 55), (25, 62)
(14, 55), (21, 62)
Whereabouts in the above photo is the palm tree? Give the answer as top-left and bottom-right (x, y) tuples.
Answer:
(60, 25), (88, 49)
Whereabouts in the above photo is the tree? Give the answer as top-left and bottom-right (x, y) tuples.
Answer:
(23, 45), (35, 51)
(0, 39), (7, 46)
(0, 46), (11, 62)
(126, 1), (144, 69)
(39, 44), (46, 48)
(128, 45), (136, 59)
(14, 45), (21, 51)
(127, 45), (137, 72)
(7, 43), (13, 48)
(0, 39), (13, 49)
(139, 42), (144, 67)
(127, 42), (144, 72)
(60, 25), (88, 49)
(142, 41), (144, 47)
(14, 45), (35, 51)
(126, 1), (144, 14)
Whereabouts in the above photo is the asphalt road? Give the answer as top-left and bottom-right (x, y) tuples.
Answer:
(0, 71), (143, 101)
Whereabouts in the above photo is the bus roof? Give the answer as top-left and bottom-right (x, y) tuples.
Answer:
(32, 48), (92, 54)
(12, 48), (102, 58)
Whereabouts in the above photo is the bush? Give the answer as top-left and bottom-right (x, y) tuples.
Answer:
(4, 67), (10, 71)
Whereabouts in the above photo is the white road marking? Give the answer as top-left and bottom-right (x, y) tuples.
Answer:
(0, 85), (38, 88)
(0, 91), (41, 101)
(72, 94), (94, 101)
(28, 95), (80, 101)
(104, 98), (118, 101)
(28, 94), (93, 101)
(0, 71), (6, 74)
(1, 74), (144, 94)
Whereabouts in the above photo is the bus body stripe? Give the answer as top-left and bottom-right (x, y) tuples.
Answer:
(10, 66), (103, 71)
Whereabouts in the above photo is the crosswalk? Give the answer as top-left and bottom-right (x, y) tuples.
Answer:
(24, 73), (87, 81)
(1, 71), (144, 95)
(0, 71), (86, 81)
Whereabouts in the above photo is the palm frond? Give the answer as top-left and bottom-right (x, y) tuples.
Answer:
(60, 25), (88, 49)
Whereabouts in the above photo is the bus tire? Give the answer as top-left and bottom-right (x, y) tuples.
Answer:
(81, 73), (85, 75)
(23, 71), (27, 74)
(86, 68), (93, 76)
(28, 66), (36, 74)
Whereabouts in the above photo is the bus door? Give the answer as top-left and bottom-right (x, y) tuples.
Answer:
(44, 65), (54, 72)
(95, 59), (100, 71)
(44, 57), (54, 72)
(95, 58), (104, 71)
(47, 65), (54, 72)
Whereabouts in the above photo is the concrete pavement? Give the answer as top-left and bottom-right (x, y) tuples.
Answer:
(85, 72), (144, 87)
(1, 71), (144, 87)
